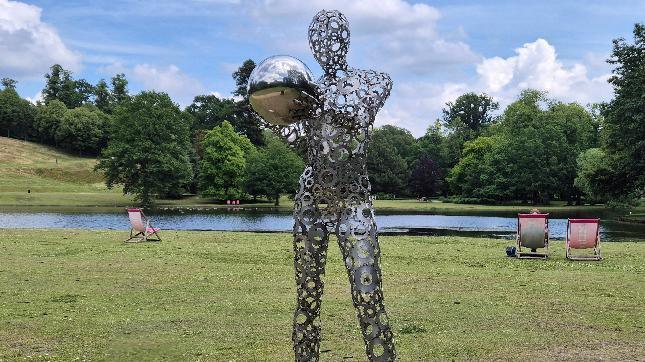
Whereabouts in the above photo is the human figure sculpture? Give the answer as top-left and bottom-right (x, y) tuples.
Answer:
(256, 10), (396, 361)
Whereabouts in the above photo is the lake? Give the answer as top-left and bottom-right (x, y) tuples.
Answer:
(1, 210), (643, 241)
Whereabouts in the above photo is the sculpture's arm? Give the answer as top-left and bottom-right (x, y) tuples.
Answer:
(324, 70), (393, 130)
(264, 120), (306, 146)
(366, 71), (393, 124)
(259, 85), (319, 146)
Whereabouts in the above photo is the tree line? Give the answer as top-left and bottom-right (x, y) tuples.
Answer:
(0, 24), (642, 208)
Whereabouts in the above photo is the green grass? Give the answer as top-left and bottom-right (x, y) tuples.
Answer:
(1, 229), (643, 360)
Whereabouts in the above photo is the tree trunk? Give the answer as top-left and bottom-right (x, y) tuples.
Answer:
(274, 193), (280, 206)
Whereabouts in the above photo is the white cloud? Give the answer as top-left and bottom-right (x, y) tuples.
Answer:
(377, 82), (469, 135)
(243, 0), (477, 75)
(0, 0), (80, 78)
(377, 38), (614, 137)
(475, 38), (613, 106)
(25, 90), (42, 104)
(132, 64), (208, 106)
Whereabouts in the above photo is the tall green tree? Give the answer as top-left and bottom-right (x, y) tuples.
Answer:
(199, 120), (255, 199)
(416, 121), (450, 195)
(0, 87), (36, 139)
(1, 78), (17, 89)
(446, 136), (500, 201)
(232, 59), (256, 99)
(231, 59), (263, 145)
(42, 64), (95, 108)
(448, 90), (575, 204)
(441, 92), (499, 166)
(55, 105), (105, 155)
(34, 100), (67, 144)
(244, 132), (304, 205)
(186, 94), (236, 133)
(111, 73), (130, 104)
(601, 23), (645, 202)
(574, 148), (613, 203)
(43, 64), (65, 104)
(367, 125), (416, 196)
(408, 152), (443, 198)
(96, 91), (193, 207)
(547, 101), (597, 203)
(94, 79), (113, 113)
(367, 131), (408, 196)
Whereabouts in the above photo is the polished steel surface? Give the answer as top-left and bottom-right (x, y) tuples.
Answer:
(248, 55), (316, 125)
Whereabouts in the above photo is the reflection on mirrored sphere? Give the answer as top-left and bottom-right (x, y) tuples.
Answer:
(247, 55), (316, 126)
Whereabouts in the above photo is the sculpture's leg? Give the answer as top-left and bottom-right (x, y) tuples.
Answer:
(335, 203), (396, 361)
(292, 215), (330, 361)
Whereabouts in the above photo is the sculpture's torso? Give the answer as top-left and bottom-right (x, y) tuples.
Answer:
(295, 68), (391, 225)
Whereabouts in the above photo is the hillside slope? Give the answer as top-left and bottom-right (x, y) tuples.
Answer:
(0, 137), (132, 208)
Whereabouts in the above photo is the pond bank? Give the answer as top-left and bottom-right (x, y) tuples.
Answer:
(1, 211), (644, 241)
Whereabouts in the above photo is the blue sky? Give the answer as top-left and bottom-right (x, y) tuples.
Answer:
(1, 0), (643, 135)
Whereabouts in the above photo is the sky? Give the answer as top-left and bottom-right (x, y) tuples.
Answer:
(1, 0), (643, 136)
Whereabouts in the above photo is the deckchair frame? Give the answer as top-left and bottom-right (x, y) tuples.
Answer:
(516, 213), (549, 259)
(566, 218), (601, 261)
(125, 208), (161, 243)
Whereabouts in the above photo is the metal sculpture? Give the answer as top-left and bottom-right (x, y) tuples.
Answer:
(248, 9), (396, 361)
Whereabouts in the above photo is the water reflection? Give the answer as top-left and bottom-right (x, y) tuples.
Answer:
(0, 211), (643, 241)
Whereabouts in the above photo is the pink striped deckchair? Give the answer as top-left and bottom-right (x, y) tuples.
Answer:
(125, 208), (161, 242)
(516, 213), (549, 259)
(566, 219), (601, 261)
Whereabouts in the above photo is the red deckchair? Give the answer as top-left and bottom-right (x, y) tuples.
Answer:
(566, 219), (601, 261)
(125, 208), (161, 242)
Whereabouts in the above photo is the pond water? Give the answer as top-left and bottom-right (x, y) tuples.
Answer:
(1, 210), (643, 241)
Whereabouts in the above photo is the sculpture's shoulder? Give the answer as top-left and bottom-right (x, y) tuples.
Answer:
(350, 68), (392, 89)
(349, 68), (392, 110)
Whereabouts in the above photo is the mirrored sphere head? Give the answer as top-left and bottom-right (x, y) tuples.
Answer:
(248, 55), (315, 126)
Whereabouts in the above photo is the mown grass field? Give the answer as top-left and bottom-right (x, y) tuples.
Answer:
(0, 229), (643, 361)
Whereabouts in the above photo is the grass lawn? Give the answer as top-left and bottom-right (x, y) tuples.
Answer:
(0, 229), (643, 361)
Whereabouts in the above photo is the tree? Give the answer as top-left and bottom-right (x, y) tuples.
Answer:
(490, 90), (568, 204)
(199, 120), (255, 199)
(42, 64), (95, 108)
(43, 64), (65, 104)
(408, 152), (443, 198)
(416, 122), (450, 195)
(0, 87), (36, 139)
(574, 148), (613, 203)
(96, 91), (193, 207)
(55, 106), (106, 155)
(244, 132), (304, 205)
(34, 100), (67, 144)
(446, 136), (500, 201)
(600, 23), (645, 202)
(231, 59), (263, 145)
(441, 92), (499, 166)
(232, 59), (256, 99)
(547, 101), (597, 203)
(111, 73), (129, 104)
(442, 92), (499, 134)
(366, 125), (416, 196)
(447, 90), (574, 204)
(367, 131), (408, 196)
(94, 79), (113, 113)
(186, 94), (236, 133)
(373, 125), (419, 165)
(1, 78), (17, 89)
